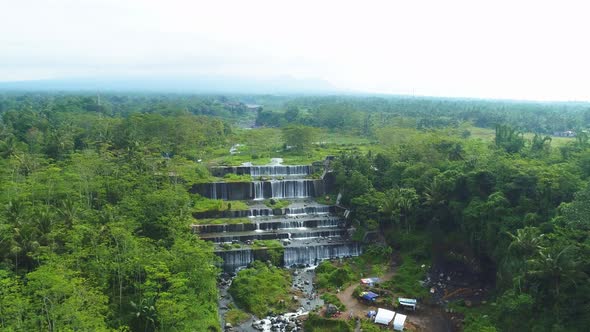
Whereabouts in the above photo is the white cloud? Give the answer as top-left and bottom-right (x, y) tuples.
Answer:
(1, 0), (589, 100)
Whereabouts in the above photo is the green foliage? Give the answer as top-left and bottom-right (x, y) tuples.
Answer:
(315, 261), (355, 290)
(281, 125), (319, 154)
(314, 194), (336, 205)
(384, 255), (428, 299)
(449, 302), (499, 332)
(2, 92), (590, 331)
(193, 197), (249, 213)
(495, 124), (525, 153)
(222, 173), (253, 182)
(264, 199), (291, 209)
(361, 245), (393, 264)
(23, 261), (111, 331)
(229, 261), (292, 317)
(251, 240), (284, 265)
(225, 309), (250, 326)
(320, 293), (346, 311)
(352, 285), (363, 298)
(463, 315), (498, 332)
(251, 239), (283, 249)
(359, 319), (385, 332)
(0, 99), (225, 331)
(303, 313), (353, 332)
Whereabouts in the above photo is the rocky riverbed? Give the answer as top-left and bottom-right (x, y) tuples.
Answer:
(219, 266), (324, 332)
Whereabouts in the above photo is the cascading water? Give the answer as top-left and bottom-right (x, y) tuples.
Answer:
(200, 157), (361, 272)
(283, 243), (362, 267)
(252, 181), (264, 200)
(248, 208), (273, 217)
(270, 180), (313, 199)
(194, 179), (322, 200)
(250, 165), (312, 177)
(210, 164), (314, 177)
(217, 249), (254, 272)
(285, 205), (331, 215)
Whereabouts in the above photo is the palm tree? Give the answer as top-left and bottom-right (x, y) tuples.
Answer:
(424, 178), (447, 208)
(527, 245), (583, 297)
(448, 143), (465, 161)
(58, 199), (78, 229)
(381, 187), (419, 233)
(0, 135), (19, 158)
(380, 190), (400, 227)
(507, 227), (543, 290)
(508, 227), (544, 257)
(131, 297), (158, 332)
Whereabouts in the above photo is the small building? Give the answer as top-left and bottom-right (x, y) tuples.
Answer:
(245, 104), (262, 111)
(398, 297), (417, 311)
(553, 130), (576, 137)
(393, 313), (407, 331)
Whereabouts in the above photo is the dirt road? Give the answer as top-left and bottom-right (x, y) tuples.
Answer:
(336, 270), (396, 319)
(334, 269), (456, 332)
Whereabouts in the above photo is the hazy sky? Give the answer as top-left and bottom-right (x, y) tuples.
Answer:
(2, 0), (589, 100)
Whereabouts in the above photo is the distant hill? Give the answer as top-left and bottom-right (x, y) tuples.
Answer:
(0, 75), (340, 94)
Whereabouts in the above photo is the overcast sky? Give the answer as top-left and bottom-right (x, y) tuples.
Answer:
(1, 0), (589, 101)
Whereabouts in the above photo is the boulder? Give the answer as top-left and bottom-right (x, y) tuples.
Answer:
(326, 303), (338, 316)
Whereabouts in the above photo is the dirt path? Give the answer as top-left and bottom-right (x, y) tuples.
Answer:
(336, 270), (396, 319)
(334, 269), (457, 332)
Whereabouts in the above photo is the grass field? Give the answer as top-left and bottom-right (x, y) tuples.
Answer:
(204, 125), (578, 168)
(205, 128), (382, 166)
(468, 126), (575, 147)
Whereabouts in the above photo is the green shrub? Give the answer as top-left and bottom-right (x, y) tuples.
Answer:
(304, 313), (352, 332)
(251, 240), (284, 266)
(225, 309), (250, 325)
(352, 285), (363, 298)
(320, 293), (346, 311)
(229, 261), (292, 317)
(383, 255), (428, 299)
(264, 199), (291, 209)
(362, 245), (392, 264)
(359, 319), (383, 332)
(386, 231), (431, 261)
(223, 173), (252, 182)
(316, 260), (337, 274)
(193, 196), (249, 212)
(316, 261), (354, 290)
(251, 240), (282, 248)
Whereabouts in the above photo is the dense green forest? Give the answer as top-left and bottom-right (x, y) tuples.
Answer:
(1, 92), (590, 331)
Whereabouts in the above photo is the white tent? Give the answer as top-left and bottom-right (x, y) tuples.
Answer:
(393, 313), (407, 331)
(374, 308), (395, 325)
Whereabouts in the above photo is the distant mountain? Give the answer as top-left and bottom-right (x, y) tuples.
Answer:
(0, 76), (340, 94)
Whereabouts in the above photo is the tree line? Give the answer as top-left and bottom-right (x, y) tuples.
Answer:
(255, 95), (590, 136)
(332, 124), (590, 331)
(0, 94), (236, 331)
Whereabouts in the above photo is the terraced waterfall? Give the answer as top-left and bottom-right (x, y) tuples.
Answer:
(192, 161), (361, 272)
